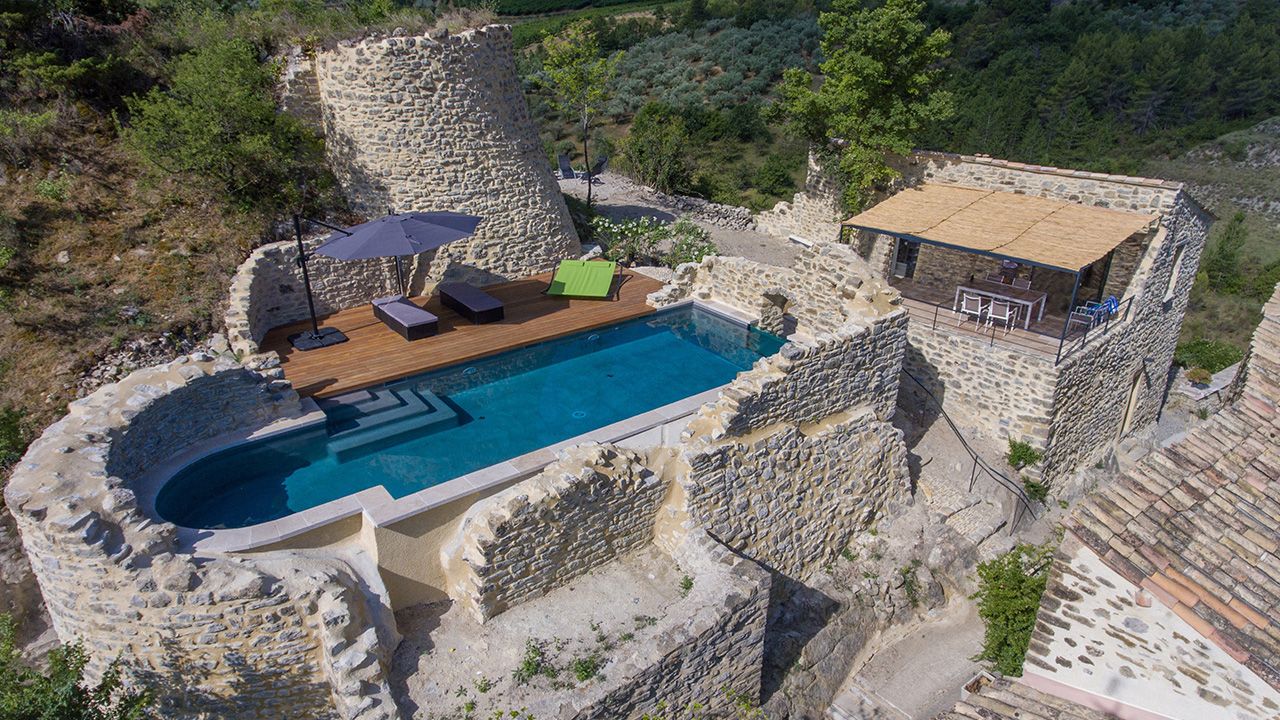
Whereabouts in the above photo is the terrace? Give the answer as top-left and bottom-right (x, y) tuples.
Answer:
(261, 269), (664, 398)
(843, 183), (1159, 362)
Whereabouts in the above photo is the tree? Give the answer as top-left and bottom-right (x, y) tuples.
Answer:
(774, 0), (952, 211)
(972, 543), (1053, 677)
(619, 103), (692, 194)
(121, 38), (325, 210)
(1203, 212), (1247, 294)
(535, 22), (621, 207)
(0, 614), (152, 719)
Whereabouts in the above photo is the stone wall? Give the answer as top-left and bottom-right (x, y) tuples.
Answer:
(568, 531), (770, 719)
(4, 356), (399, 719)
(650, 240), (900, 339)
(443, 445), (667, 622)
(312, 25), (579, 284)
(1042, 192), (1211, 483)
(905, 152), (1183, 214)
(681, 408), (908, 578)
(225, 237), (401, 357)
(903, 325), (1058, 447)
(756, 150), (845, 244)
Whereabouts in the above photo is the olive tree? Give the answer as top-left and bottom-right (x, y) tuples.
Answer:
(534, 22), (621, 206)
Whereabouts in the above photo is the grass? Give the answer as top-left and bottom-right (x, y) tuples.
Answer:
(508, 0), (679, 49)
(512, 639), (558, 684)
(0, 115), (266, 443)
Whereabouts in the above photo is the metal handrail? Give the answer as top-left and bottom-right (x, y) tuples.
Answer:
(1055, 296), (1135, 364)
(902, 370), (1040, 534)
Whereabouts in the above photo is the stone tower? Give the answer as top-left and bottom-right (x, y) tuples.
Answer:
(312, 25), (580, 286)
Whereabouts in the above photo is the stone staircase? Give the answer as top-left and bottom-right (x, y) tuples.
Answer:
(317, 381), (459, 458)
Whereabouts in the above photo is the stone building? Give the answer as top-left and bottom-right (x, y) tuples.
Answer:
(837, 153), (1213, 487)
(286, 25), (580, 286)
(937, 280), (1280, 720)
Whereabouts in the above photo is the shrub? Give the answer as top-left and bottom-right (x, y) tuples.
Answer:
(569, 653), (601, 682)
(971, 543), (1054, 676)
(1186, 366), (1213, 385)
(664, 219), (717, 267)
(1174, 339), (1244, 374)
(121, 38), (327, 210)
(0, 613), (152, 719)
(1005, 439), (1043, 470)
(0, 407), (25, 470)
(1021, 478), (1049, 504)
(591, 216), (665, 266)
(899, 559), (922, 607)
(620, 103), (692, 194)
(678, 575), (693, 597)
(512, 639), (557, 684)
(751, 153), (795, 197)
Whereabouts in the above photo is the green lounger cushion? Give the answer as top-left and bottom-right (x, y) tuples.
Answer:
(547, 260), (618, 298)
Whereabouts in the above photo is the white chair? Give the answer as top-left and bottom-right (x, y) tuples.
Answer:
(1011, 278), (1031, 290)
(956, 293), (987, 326)
(988, 299), (1017, 332)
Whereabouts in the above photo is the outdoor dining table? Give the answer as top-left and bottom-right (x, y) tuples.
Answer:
(954, 279), (1048, 330)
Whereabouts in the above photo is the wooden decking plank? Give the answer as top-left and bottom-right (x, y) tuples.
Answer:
(261, 271), (664, 398)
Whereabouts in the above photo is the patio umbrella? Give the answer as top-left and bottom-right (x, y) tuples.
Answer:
(314, 211), (483, 295)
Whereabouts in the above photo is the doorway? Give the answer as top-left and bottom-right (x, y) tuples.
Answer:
(1119, 369), (1145, 438)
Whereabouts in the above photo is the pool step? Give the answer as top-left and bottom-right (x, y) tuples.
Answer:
(318, 384), (459, 458)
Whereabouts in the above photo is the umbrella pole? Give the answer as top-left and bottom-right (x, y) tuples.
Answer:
(287, 214), (348, 351)
(396, 256), (405, 297)
(296, 214), (321, 337)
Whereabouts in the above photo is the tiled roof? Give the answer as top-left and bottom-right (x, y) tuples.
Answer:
(935, 676), (1110, 720)
(1067, 283), (1280, 691)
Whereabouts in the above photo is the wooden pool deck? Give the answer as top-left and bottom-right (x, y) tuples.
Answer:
(262, 270), (664, 398)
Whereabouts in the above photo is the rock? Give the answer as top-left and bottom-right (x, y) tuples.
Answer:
(56, 250), (70, 264)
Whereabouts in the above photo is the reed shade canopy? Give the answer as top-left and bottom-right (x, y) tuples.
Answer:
(842, 183), (1158, 272)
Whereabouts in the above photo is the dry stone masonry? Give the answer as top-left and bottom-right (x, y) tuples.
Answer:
(443, 445), (667, 622)
(756, 150), (845, 244)
(4, 356), (399, 720)
(310, 25), (580, 284)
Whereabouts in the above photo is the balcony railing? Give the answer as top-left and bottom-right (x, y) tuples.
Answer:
(1054, 296), (1135, 365)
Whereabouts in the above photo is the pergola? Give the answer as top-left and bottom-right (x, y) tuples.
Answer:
(843, 183), (1158, 351)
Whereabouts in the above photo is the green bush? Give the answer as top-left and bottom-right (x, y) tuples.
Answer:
(620, 103), (693, 194)
(664, 219), (717, 267)
(591, 216), (665, 265)
(0, 407), (25, 470)
(569, 653), (601, 682)
(121, 38), (327, 210)
(1185, 367), (1213, 385)
(751, 154), (795, 197)
(1174, 339), (1244, 374)
(1021, 478), (1048, 504)
(1005, 439), (1043, 470)
(0, 613), (152, 719)
(972, 543), (1054, 676)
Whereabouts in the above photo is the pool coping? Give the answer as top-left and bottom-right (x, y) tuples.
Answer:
(150, 299), (764, 554)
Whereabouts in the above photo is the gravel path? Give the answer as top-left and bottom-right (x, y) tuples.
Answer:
(559, 173), (800, 268)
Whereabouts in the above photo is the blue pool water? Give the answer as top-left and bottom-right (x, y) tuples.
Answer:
(156, 306), (784, 529)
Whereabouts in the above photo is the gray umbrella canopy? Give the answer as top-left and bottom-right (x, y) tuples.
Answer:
(314, 211), (482, 260)
(314, 211), (482, 295)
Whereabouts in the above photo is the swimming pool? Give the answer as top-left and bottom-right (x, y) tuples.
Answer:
(156, 305), (784, 529)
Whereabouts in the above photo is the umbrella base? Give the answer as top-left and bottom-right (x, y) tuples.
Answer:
(288, 327), (348, 351)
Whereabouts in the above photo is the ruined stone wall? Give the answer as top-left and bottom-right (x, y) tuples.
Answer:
(312, 25), (579, 285)
(1042, 191), (1211, 484)
(4, 357), (399, 719)
(225, 237), (401, 357)
(681, 408), (908, 578)
(756, 150), (845, 244)
(906, 152), (1182, 214)
(570, 531), (770, 719)
(442, 445), (667, 622)
(650, 241), (899, 340)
